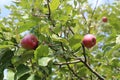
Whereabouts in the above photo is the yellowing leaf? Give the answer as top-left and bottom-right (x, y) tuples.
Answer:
(50, 0), (60, 12)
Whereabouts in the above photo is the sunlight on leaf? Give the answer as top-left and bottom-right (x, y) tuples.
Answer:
(116, 35), (120, 44)
(38, 57), (52, 66)
(50, 0), (60, 12)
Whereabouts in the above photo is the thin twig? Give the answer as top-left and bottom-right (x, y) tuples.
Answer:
(49, 28), (59, 37)
(46, 0), (60, 37)
(78, 3), (87, 24)
(88, 0), (99, 33)
(46, 0), (51, 19)
(46, 0), (55, 27)
(81, 43), (87, 62)
(53, 60), (81, 65)
(60, 42), (65, 51)
(91, 0), (99, 19)
(68, 27), (75, 35)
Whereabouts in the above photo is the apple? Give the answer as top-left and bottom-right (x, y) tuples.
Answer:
(102, 17), (107, 22)
(21, 34), (38, 50)
(82, 34), (96, 48)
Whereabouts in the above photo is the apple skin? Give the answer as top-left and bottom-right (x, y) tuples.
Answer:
(21, 34), (38, 50)
(82, 34), (96, 48)
(102, 17), (107, 22)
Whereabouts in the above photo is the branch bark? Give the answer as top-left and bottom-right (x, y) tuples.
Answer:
(82, 61), (104, 80)
(54, 60), (81, 65)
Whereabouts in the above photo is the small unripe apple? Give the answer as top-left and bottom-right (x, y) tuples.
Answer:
(82, 34), (96, 48)
(102, 17), (107, 22)
(21, 34), (38, 50)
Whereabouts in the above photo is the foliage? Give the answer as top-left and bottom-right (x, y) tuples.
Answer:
(0, 0), (120, 80)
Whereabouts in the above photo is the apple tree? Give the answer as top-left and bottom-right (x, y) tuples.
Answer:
(0, 0), (120, 80)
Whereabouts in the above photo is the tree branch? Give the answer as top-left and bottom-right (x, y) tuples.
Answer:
(82, 61), (104, 80)
(53, 60), (81, 65)
(63, 56), (81, 79)
(74, 56), (104, 80)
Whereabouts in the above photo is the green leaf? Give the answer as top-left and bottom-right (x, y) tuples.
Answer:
(59, 15), (69, 22)
(52, 34), (69, 45)
(0, 74), (3, 80)
(0, 45), (14, 49)
(12, 50), (34, 66)
(53, 26), (61, 34)
(27, 74), (35, 80)
(18, 74), (30, 80)
(17, 21), (36, 33)
(38, 57), (52, 66)
(7, 69), (15, 80)
(107, 44), (120, 58)
(27, 74), (42, 80)
(14, 64), (30, 80)
(78, 67), (88, 77)
(0, 49), (13, 75)
(50, 0), (60, 12)
(1, 26), (12, 32)
(34, 45), (49, 60)
(111, 58), (120, 67)
(69, 34), (82, 50)
(19, 0), (31, 9)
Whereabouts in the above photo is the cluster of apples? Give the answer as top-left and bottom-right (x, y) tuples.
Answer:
(82, 16), (108, 48)
(20, 17), (107, 49)
(20, 33), (96, 49)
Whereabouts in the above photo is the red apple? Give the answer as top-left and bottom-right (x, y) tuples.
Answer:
(82, 34), (96, 48)
(102, 17), (107, 22)
(21, 34), (38, 50)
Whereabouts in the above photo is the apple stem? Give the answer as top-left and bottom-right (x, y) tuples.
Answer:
(81, 43), (87, 62)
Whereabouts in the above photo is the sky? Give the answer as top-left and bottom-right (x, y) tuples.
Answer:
(0, 0), (12, 18)
(88, 0), (114, 5)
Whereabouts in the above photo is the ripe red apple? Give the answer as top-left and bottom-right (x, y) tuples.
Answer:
(82, 34), (96, 48)
(102, 17), (107, 22)
(21, 34), (38, 50)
